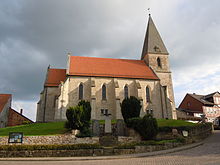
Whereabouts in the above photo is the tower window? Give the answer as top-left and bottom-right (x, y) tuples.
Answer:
(157, 57), (162, 68)
(79, 83), (83, 100)
(102, 84), (107, 100)
(124, 85), (129, 99)
(146, 86), (151, 103)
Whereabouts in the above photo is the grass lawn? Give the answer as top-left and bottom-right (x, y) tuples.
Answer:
(157, 119), (196, 127)
(0, 122), (67, 137)
(0, 119), (196, 137)
(98, 120), (117, 125)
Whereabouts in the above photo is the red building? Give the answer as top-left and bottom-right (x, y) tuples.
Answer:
(178, 92), (220, 125)
(7, 108), (33, 127)
(0, 94), (33, 127)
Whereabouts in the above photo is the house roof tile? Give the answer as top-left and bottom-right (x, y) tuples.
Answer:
(0, 94), (11, 113)
(44, 68), (66, 87)
(68, 56), (159, 80)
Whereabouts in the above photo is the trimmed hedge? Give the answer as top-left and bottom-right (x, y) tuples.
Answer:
(114, 139), (181, 149)
(158, 122), (212, 132)
(127, 115), (158, 140)
(0, 143), (102, 151)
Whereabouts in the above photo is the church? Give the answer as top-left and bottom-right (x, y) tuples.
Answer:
(36, 15), (177, 122)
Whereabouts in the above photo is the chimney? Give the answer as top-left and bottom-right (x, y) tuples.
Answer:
(20, 109), (23, 115)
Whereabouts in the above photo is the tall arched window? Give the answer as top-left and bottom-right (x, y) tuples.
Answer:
(157, 57), (162, 68)
(146, 86), (150, 103)
(124, 85), (128, 99)
(102, 84), (107, 100)
(79, 83), (83, 100)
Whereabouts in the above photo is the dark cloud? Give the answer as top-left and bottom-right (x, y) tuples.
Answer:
(0, 0), (149, 102)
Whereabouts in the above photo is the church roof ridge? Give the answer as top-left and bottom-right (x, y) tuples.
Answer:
(71, 55), (143, 62)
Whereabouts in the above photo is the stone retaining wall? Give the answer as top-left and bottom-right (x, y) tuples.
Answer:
(0, 135), (99, 145)
(157, 123), (212, 141)
(0, 134), (139, 145)
(0, 142), (183, 157)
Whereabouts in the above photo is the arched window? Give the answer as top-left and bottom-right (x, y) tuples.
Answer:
(79, 83), (83, 100)
(146, 86), (150, 103)
(157, 57), (162, 68)
(124, 85), (128, 99)
(102, 84), (107, 100)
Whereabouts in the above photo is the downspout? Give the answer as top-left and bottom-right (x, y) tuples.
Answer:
(159, 84), (164, 118)
(164, 86), (169, 118)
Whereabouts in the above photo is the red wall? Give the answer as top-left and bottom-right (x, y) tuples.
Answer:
(7, 109), (33, 127)
(179, 94), (204, 112)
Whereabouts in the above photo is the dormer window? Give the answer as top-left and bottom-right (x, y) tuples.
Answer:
(157, 57), (162, 68)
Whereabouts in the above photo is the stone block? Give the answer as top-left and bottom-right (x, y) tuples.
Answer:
(92, 120), (100, 136)
(105, 118), (112, 133)
(116, 119), (125, 136)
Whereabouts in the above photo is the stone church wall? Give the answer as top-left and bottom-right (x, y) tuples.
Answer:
(55, 76), (166, 121)
(36, 87), (60, 122)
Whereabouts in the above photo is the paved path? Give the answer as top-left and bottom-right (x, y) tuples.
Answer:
(1, 130), (220, 165)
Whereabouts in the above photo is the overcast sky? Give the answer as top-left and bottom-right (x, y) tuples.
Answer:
(0, 0), (219, 121)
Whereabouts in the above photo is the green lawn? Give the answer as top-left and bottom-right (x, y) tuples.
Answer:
(157, 119), (196, 127)
(0, 122), (67, 137)
(0, 119), (196, 137)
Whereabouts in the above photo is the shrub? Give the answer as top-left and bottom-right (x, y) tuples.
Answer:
(65, 106), (84, 130)
(22, 121), (32, 125)
(136, 114), (158, 140)
(126, 115), (158, 140)
(121, 96), (141, 123)
(76, 127), (92, 138)
(65, 101), (92, 137)
(126, 117), (142, 128)
(78, 100), (91, 128)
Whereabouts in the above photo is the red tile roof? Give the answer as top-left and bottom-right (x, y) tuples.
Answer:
(0, 94), (11, 113)
(68, 56), (159, 80)
(44, 68), (66, 87)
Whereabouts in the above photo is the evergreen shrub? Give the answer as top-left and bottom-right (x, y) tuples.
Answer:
(121, 96), (141, 123)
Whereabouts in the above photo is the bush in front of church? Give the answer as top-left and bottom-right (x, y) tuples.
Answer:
(65, 106), (84, 130)
(65, 100), (91, 136)
(78, 100), (91, 128)
(121, 96), (141, 123)
(127, 114), (158, 140)
(136, 114), (158, 140)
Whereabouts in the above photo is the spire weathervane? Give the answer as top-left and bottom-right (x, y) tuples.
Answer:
(148, 8), (151, 16)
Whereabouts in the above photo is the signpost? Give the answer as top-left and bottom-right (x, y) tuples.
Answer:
(8, 132), (23, 143)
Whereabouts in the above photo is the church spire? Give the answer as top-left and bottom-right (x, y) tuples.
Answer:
(141, 15), (168, 60)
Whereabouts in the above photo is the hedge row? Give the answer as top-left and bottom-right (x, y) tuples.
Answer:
(158, 122), (212, 132)
(0, 143), (102, 151)
(114, 139), (183, 149)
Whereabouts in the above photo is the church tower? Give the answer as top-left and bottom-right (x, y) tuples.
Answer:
(141, 15), (177, 119)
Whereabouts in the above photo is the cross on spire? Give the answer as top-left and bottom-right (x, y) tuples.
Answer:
(147, 8), (151, 16)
